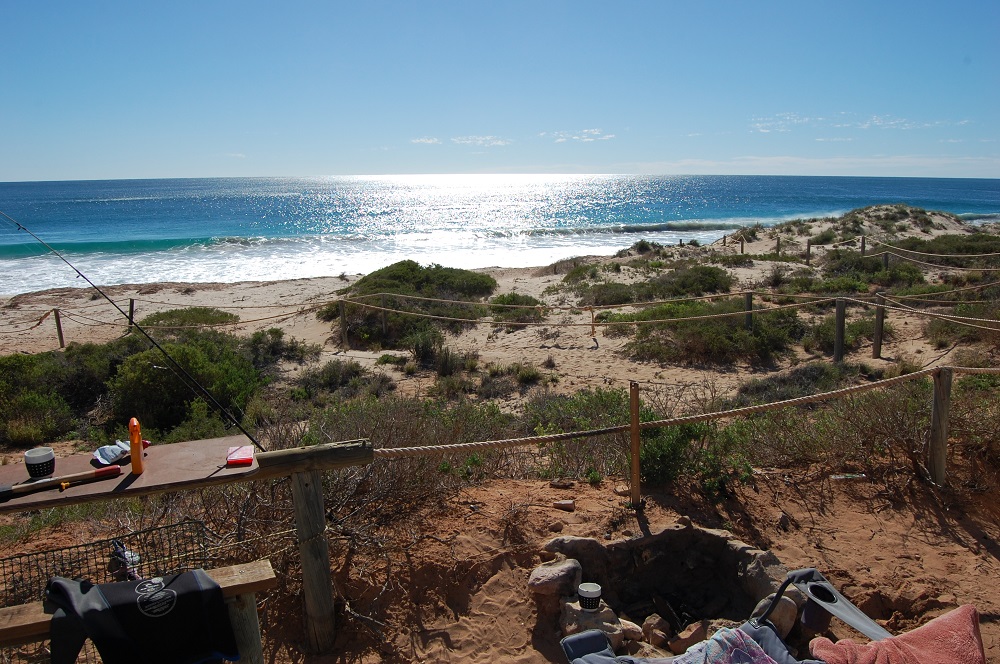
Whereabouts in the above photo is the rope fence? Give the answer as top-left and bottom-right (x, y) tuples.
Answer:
(373, 364), (992, 489)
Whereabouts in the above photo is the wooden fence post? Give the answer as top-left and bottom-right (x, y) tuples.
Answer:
(806, 240), (811, 266)
(744, 292), (753, 331)
(53, 309), (65, 348)
(834, 298), (846, 363)
(128, 299), (135, 334)
(861, 236), (866, 256)
(722, 234), (727, 247)
(740, 238), (745, 254)
(929, 368), (953, 486)
(872, 292), (886, 359)
(339, 300), (348, 350)
(882, 252), (889, 270)
(381, 295), (388, 338)
(629, 382), (642, 508)
(776, 236), (781, 255)
(291, 470), (337, 652)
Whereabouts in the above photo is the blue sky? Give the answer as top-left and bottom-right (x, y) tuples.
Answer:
(1, 1), (997, 181)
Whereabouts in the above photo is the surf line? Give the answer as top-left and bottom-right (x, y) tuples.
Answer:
(0, 209), (266, 453)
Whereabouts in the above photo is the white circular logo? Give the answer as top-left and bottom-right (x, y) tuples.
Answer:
(134, 577), (177, 617)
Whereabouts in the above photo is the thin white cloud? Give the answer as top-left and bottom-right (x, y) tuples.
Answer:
(754, 111), (967, 134)
(547, 128), (616, 143)
(411, 137), (441, 145)
(226, 153), (246, 159)
(451, 135), (511, 147)
(815, 137), (854, 142)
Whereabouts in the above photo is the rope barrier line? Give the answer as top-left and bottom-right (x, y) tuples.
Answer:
(342, 296), (835, 329)
(877, 297), (1000, 333)
(864, 295), (1000, 327)
(889, 280), (1000, 303)
(373, 424), (631, 459)
(370, 367), (974, 459)
(869, 250), (1000, 272)
(375, 365), (1000, 460)
(867, 237), (1000, 259)
(140, 307), (321, 330)
(348, 289), (746, 312)
(133, 298), (324, 311)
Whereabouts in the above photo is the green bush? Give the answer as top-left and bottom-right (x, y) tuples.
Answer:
(642, 265), (734, 299)
(0, 390), (74, 446)
(584, 282), (635, 306)
(161, 399), (228, 444)
(727, 362), (870, 407)
(802, 314), (888, 355)
(404, 327), (444, 366)
(616, 298), (803, 366)
(925, 301), (1000, 347)
(294, 359), (368, 400)
(330, 261), (495, 348)
(810, 228), (837, 245)
(490, 292), (544, 325)
(138, 307), (239, 341)
(108, 333), (260, 431)
(245, 328), (320, 369)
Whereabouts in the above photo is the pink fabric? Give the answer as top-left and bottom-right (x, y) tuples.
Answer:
(809, 605), (985, 664)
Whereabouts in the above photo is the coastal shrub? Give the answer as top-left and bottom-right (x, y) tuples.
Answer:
(639, 423), (708, 486)
(525, 388), (632, 479)
(563, 263), (601, 284)
(431, 375), (476, 399)
(712, 254), (754, 268)
(810, 229), (837, 245)
(820, 249), (925, 288)
(301, 397), (518, 515)
(642, 265), (734, 299)
(108, 335), (260, 431)
(0, 390), (74, 446)
(726, 362), (872, 408)
(293, 359), (367, 400)
(490, 292), (544, 326)
(350, 260), (497, 299)
(892, 233), (1000, 269)
(138, 307), (239, 339)
(404, 327), (444, 365)
(245, 328), (320, 369)
(802, 313), (888, 355)
(332, 261), (495, 348)
(925, 301), (1000, 347)
(477, 373), (517, 399)
(435, 346), (462, 377)
(581, 282), (635, 306)
(614, 298), (803, 366)
(161, 399), (228, 444)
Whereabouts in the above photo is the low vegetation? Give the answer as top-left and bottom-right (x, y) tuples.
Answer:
(317, 260), (497, 349)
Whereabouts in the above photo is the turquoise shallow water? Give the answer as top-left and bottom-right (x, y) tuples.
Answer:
(1, 174), (998, 294)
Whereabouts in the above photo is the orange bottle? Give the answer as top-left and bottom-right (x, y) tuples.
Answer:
(128, 417), (144, 475)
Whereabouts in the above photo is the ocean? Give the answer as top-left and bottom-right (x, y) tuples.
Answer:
(1, 174), (999, 295)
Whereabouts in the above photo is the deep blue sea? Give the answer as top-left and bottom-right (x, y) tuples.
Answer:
(1, 174), (999, 295)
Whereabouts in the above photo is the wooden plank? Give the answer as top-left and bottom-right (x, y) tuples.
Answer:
(0, 438), (372, 516)
(0, 435), (259, 515)
(254, 439), (371, 479)
(0, 560), (276, 646)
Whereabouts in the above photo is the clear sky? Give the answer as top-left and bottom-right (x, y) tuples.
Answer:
(1, 0), (997, 181)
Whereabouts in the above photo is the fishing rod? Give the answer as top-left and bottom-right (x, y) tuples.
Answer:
(0, 210), (267, 453)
